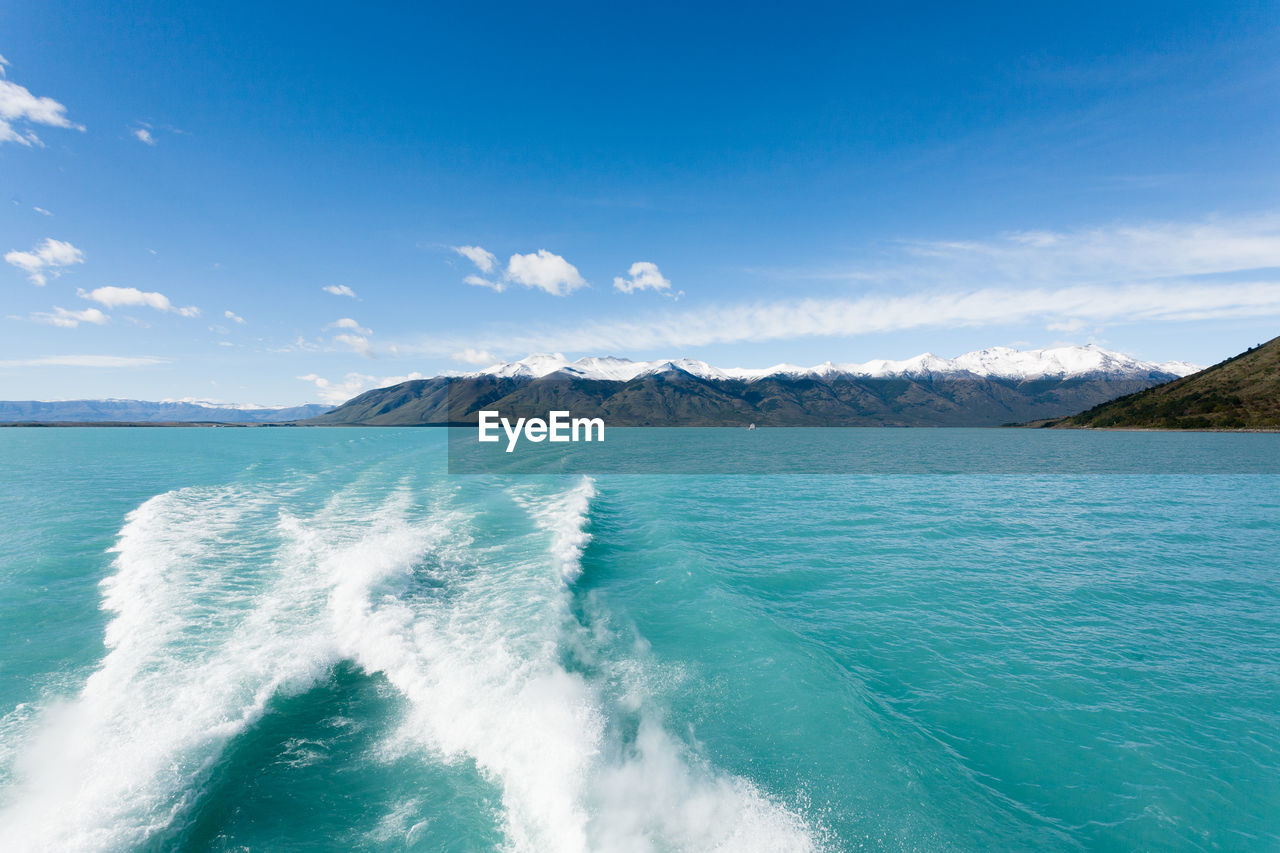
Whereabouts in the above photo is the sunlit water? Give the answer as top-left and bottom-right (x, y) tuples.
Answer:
(0, 428), (1276, 851)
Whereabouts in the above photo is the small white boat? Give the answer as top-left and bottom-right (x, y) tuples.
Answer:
(748, 423), (756, 430)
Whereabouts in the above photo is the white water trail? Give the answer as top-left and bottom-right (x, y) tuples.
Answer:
(0, 482), (438, 851)
(0, 474), (821, 852)
(341, 476), (820, 852)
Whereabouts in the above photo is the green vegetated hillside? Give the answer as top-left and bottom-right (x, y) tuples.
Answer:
(1052, 335), (1280, 430)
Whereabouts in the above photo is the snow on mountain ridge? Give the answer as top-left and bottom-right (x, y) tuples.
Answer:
(463, 345), (1199, 382)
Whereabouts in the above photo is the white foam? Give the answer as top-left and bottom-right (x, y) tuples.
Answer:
(347, 477), (819, 852)
(516, 476), (597, 585)
(367, 797), (429, 845)
(1, 476), (821, 852)
(0, 483), (436, 850)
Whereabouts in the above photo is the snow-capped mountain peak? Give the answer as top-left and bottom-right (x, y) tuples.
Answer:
(464, 345), (1198, 383)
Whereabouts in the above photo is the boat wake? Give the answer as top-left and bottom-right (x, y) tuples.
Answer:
(0, 475), (820, 852)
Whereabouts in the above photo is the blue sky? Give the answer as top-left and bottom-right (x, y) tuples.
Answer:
(3, 0), (1279, 404)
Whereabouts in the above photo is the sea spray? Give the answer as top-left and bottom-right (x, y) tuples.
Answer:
(0, 482), (438, 851)
(336, 478), (608, 851)
(514, 476), (599, 585)
(355, 476), (820, 852)
(0, 471), (821, 852)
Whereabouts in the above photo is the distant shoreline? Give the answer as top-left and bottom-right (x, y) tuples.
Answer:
(0, 421), (294, 428)
(1024, 425), (1279, 434)
(1, 421), (1276, 433)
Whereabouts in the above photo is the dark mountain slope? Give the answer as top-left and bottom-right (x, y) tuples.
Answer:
(306, 368), (1178, 427)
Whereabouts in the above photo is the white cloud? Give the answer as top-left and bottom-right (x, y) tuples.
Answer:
(81, 286), (199, 317)
(274, 335), (322, 353)
(0, 355), (169, 368)
(224, 309), (246, 324)
(452, 246), (587, 295)
(0, 60), (84, 146)
(418, 214), (1280, 360)
(5, 238), (84, 286)
(333, 333), (373, 357)
(131, 121), (186, 146)
(398, 213), (1280, 357)
(1047, 318), (1089, 333)
(325, 318), (376, 356)
(29, 306), (110, 328)
(451, 347), (497, 365)
(504, 250), (587, 296)
(326, 317), (371, 335)
(825, 213), (1280, 289)
(299, 372), (374, 404)
(298, 370), (427, 404)
(464, 274), (505, 292)
(613, 261), (673, 294)
(323, 284), (358, 298)
(218, 341), (235, 347)
(400, 280), (1280, 359)
(453, 245), (498, 273)
(32, 206), (51, 216)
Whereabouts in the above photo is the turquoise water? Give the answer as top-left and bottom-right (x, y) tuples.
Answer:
(0, 428), (1277, 851)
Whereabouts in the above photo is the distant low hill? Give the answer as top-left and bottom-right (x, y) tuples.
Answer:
(1045, 336), (1280, 430)
(307, 346), (1191, 427)
(0, 399), (331, 424)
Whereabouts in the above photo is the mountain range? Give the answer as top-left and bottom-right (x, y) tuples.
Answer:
(309, 345), (1197, 427)
(454, 346), (1196, 383)
(0, 399), (330, 424)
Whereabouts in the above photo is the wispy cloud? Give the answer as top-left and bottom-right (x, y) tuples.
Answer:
(0, 355), (169, 368)
(795, 213), (1280, 288)
(131, 121), (186, 146)
(465, 273), (505, 292)
(32, 206), (52, 216)
(400, 214), (1280, 358)
(29, 306), (110, 328)
(323, 284), (358, 298)
(297, 370), (427, 404)
(0, 56), (84, 146)
(80, 286), (199, 317)
(452, 245), (497, 273)
(5, 238), (84, 286)
(399, 280), (1280, 359)
(324, 317), (375, 356)
(613, 261), (674, 295)
(224, 309), (246, 324)
(326, 317), (371, 335)
(455, 244), (504, 291)
(269, 336), (322, 354)
(451, 347), (497, 365)
(333, 333), (373, 357)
